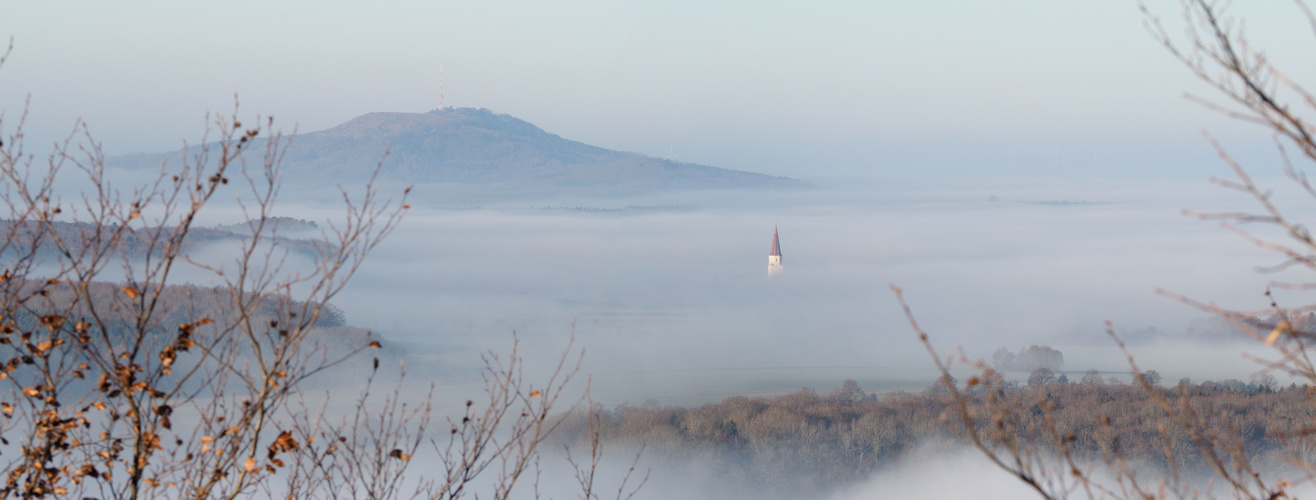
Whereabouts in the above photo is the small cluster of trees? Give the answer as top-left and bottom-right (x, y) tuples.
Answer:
(210, 216), (319, 235)
(992, 345), (1064, 372)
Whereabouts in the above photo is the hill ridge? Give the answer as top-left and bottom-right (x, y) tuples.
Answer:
(107, 107), (804, 198)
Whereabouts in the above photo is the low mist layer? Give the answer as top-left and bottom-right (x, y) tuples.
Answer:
(272, 178), (1294, 408)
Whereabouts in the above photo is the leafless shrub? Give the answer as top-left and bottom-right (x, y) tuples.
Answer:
(0, 86), (418, 497)
(0, 43), (635, 499)
(563, 384), (648, 500)
(892, 1), (1316, 497)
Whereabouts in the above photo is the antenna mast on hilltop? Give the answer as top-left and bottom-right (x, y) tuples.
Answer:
(439, 63), (445, 109)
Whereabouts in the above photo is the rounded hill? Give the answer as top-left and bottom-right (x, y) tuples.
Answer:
(109, 108), (805, 197)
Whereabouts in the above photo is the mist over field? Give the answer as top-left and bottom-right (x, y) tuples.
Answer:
(32, 160), (1304, 499)
(233, 174), (1295, 407)
(256, 173), (1304, 500)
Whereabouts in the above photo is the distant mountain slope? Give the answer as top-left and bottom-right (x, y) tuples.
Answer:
(108, 108), (804, 196)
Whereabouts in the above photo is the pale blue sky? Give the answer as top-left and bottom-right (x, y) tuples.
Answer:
(2, 1), (1311, 179)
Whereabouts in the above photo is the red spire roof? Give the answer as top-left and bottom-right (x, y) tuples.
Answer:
(770, 226), (781, 257)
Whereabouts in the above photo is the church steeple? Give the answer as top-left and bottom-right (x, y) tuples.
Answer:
(768, 226), (783, 277)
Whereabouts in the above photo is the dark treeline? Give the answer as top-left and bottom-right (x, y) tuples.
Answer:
(0, 277), (377, 372)
(0, 217), (328, 261)
(2, 278), (352, 334)
(562, 378), (1314, 495)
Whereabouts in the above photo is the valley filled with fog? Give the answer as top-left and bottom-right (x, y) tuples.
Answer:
(13, 1), (1316, 498)
(14, 130), (1312, 500)
(250, 175), (1296, 408)
(64, 168), (1301, 499)
(224, 174), (1301, 499)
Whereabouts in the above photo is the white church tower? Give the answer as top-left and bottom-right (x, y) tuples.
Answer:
(768, 226), (783, 277)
